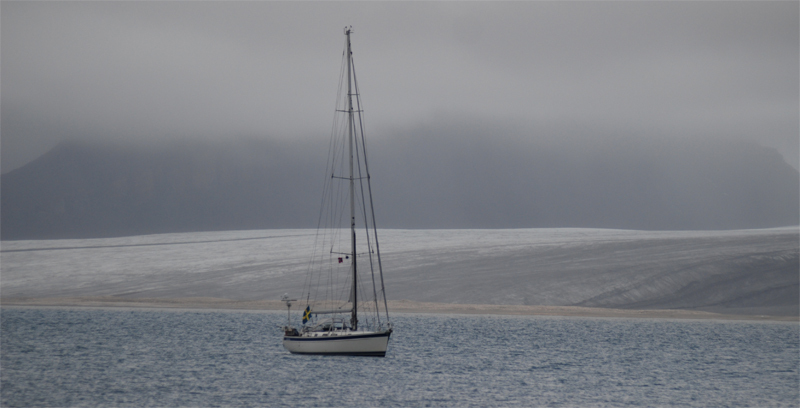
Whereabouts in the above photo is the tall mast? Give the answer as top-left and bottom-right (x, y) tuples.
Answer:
(346, 26), (358, 331)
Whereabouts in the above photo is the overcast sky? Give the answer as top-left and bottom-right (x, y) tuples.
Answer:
(2, 1), (798, 173)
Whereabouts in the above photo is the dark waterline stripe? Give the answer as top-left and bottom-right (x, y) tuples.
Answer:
(288, 351), (387, 357)
(283, 331), (392, 342)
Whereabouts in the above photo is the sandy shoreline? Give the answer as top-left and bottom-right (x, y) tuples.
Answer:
(2, 297), (796, 322)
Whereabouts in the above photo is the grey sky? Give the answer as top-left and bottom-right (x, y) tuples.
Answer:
(2, 1), (798, 172)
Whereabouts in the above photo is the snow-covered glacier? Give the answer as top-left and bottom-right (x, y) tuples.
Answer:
(2, 227), (797, 315)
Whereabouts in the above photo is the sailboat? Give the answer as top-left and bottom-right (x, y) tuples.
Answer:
(281, 27), (392, 357)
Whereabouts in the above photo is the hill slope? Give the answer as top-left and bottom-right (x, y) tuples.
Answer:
(2, 135), (798, 239)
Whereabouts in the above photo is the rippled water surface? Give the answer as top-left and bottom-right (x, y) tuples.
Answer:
(2, 308), (798, 407)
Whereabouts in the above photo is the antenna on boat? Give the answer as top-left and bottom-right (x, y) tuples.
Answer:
(281, 294), (297, 324)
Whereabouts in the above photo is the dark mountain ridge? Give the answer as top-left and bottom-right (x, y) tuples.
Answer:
(2, 134), (798, 239)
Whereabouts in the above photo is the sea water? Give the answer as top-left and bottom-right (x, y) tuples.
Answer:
(1, 308), (797, 407)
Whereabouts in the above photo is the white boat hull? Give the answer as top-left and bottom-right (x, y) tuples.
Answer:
(283, 330), (392, 357)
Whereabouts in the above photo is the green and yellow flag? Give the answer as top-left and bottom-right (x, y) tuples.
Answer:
(302, 306), (312, 324)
